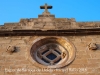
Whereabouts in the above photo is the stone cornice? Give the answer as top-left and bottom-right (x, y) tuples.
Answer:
(0, 28), (100, 36)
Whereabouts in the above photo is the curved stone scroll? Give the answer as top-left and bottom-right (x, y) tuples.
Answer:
(88, 43), (98, 50)
(6, 46), (19, 54)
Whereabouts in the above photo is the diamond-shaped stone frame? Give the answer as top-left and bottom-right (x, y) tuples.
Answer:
(37, 44), (62, 65)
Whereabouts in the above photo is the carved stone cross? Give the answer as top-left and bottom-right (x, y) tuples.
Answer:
(40, 3), (52, 12)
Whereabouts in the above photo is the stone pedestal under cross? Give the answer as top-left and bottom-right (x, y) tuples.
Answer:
(40, 3), (52, 15)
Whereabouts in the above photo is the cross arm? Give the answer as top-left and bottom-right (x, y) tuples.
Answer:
(40, 6), (52, 9)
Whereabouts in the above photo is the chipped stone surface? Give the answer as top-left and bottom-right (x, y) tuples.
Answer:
(1, 18), (100, 30)
(1, 16), (100, 30)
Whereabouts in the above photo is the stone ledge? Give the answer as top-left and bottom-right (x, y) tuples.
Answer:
(38, 15), (55, 18)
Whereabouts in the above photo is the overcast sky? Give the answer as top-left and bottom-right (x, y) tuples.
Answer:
(0, 0), (100, 25)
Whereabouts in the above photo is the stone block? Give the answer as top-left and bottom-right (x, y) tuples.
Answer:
(11, 40), (25, 45)
(43, 25), (55, 29)
(0, 39), (11, 44)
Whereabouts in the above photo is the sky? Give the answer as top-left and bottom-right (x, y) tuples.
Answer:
(0, 0), (100, 25)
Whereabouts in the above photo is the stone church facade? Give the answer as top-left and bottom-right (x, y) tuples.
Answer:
(0, 3), (100, 75)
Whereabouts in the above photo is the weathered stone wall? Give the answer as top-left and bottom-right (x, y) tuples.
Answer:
(0, 35), (100, 75)
(0, 6), (100, 75)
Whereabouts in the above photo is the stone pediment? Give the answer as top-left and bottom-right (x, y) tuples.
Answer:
(0, 18), (100, 31)
(0, 3), (100, 31)
(0, 17), (77, 30)
(0, 3), (100, 32)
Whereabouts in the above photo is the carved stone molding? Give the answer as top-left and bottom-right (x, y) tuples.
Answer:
(27, 36), (76, 68)
(6, 45), (19, 54)
(88, 43), (98, 50)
